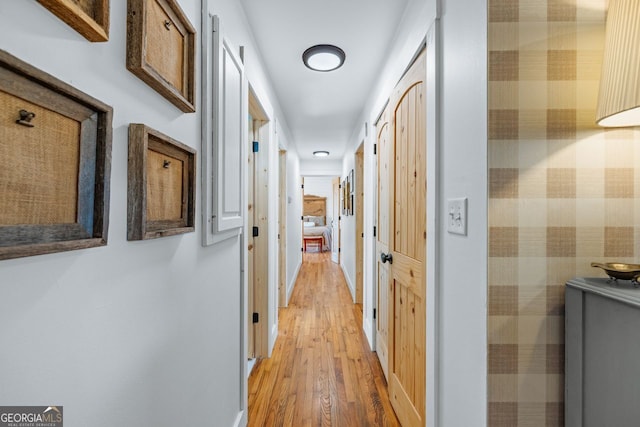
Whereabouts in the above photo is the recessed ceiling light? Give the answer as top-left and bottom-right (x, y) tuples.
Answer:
(302, 45), (345, 72)
(313, 150), (330, 157)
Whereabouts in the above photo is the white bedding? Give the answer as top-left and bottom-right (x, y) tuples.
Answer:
(303, 225), (332, 251)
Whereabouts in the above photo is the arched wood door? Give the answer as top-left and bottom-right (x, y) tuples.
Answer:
(387, 49), (427, 427)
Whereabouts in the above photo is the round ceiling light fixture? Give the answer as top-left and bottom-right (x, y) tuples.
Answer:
(313, 150), (330, 157)
(302, 45), (346, 72)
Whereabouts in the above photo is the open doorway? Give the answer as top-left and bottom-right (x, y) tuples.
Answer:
(301, 176), (339, 257)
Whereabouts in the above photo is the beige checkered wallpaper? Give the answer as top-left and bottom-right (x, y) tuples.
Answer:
(488, 0), (640, 425)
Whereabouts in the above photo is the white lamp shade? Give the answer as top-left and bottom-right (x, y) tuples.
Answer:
(596, 0), (640, 127)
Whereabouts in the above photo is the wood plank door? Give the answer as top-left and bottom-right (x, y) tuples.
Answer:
(247, 114), (255, 359)
(355, 144), (364, 305)
(387, 49), (427, 427)
(375, 103), (391, 380)
(331, 177), (340, 264)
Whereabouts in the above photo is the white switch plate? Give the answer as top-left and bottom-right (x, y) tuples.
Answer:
(447, 197), (467, 235)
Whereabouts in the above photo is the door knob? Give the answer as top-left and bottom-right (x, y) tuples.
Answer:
(380, 252), (393, 264)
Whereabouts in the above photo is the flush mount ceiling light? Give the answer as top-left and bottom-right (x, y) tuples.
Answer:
(313, 150), (330, 157)
(596, 0), (640, 127)
(302, 45), (345, 72)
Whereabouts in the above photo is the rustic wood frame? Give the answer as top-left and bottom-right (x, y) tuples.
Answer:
(303, 195), (327, 221)
(37, 0), (110, 42)
(126, 0), (196, 112)
(0, 49), (113, 260)
(127, 124), (196, 240)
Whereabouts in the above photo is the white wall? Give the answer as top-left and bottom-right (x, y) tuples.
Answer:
(300, 159), (342, 176)
(437, 1), (487, 425)
(0, 1), (297, 426)
(339, 158), (357, 300)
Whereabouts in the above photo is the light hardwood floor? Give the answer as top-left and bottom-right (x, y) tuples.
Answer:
(248, 252), (400, 426)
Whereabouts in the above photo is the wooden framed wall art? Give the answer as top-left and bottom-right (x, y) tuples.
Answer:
(201, 12), (247, 245)
(0, 50), (113, 260)
(37, 0), (110, 42)
(349, 169), (355, 216)
(127, 0), (196, 112)
(128, 124), (196, 240)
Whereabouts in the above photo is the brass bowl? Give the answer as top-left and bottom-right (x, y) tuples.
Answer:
(591, 262), (640, 281)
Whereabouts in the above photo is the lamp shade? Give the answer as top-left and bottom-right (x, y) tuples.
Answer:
(596, 0), (640, 127)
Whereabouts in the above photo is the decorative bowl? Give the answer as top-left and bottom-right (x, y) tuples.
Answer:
(591, 262), (640, 281)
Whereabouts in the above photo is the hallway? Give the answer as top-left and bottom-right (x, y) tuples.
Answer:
(248, 252), (400, 426)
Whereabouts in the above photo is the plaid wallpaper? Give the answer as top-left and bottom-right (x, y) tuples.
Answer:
(488, 0), (640, 425)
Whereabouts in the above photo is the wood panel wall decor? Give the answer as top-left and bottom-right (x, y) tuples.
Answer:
(127, 124), (196, 240)
(126, 0), (196, 112)
(349, 169), (354, 215)
(303, 195), (326, 218)
(0, 49), (113, 260)
(37, 0), (110, 42)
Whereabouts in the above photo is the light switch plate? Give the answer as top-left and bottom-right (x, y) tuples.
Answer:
(447, 197), (467, 235)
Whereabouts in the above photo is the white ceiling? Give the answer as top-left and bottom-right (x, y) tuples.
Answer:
(240, 0), (410, 160)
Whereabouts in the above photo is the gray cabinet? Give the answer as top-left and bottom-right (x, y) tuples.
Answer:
(566, 278), (640, 427)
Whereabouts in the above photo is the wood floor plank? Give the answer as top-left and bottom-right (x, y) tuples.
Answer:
(248, 252), (401, 426)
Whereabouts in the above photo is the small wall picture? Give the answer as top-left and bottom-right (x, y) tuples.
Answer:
(127, 124), (196, 240)
(349, 169), (354, 194)
(126, 0), (196, 112)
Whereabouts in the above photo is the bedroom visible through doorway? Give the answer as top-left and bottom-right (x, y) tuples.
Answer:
(301, 176), (340, 262)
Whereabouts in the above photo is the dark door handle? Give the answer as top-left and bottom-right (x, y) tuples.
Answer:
(380, 252), (393, 264)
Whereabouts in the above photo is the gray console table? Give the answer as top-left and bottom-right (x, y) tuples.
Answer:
(566, 277), (640, 427)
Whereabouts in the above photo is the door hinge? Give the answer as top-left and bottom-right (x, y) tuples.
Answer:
(252, 313), (259, 323)
(373, 308), (377, 319)
(339, 184), (342, 189)
(374, 143), (377, 155)
(301, 184), (304, 189)
(338, 248), (341, 253)
(339, 216), (341, 221)
(301, 215), (304, 220)
(361, 232), (364, 238)
(373, 226), (377, 237)
(301, 247), (304, 252)
(252, 226), (259, 237)
(278, 233), (280, 240)
(252, 141), (259, 152)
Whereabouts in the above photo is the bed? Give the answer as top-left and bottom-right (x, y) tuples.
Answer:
(303, 195), (332, 252)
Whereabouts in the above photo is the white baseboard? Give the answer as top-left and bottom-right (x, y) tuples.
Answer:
(232, 410), (246, 427)
(340, 263), (355, 301)
(363, 317), (374, 351)
(287, 259), (302, 304)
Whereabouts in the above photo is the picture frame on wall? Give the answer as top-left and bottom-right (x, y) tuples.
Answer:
(349, 169), (354, 194)
(127, 124), (196, 241)
(126, 0), (196, 112)
(0, 50), (113, 260)
(342, 179), (348, 215)
(37, 0), (110, 42)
